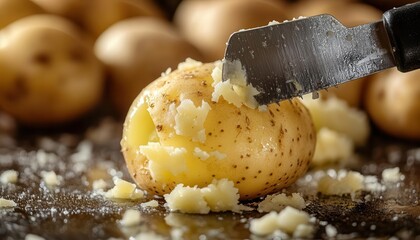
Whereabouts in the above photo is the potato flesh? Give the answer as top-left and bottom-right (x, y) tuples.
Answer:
(122, 62), (315, 200)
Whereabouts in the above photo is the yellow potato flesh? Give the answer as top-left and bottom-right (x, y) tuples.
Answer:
(122, 63), (316, 200)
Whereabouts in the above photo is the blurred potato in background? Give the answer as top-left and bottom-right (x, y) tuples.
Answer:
(0, 0), (44, 29)
(174, 0), (288, 61)
(95, 17), (202, 115)
(0, 0), (418, 141)
(290, 0), (383, 108)
(364, 68), (420, 140)
(30, 0), (165, 38)
(0, 14), (104, 126)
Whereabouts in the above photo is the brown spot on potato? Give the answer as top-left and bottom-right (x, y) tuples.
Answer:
(270, 120), (275, 126)
(70, 49), (85, 61)
(4, 76), (28, 102)
(156, 125), (163, 132)
(33, 52), (51, 65)
(377, 89), (385, 100)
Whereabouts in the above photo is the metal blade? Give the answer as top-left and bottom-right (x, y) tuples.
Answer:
(222, 15), (395, 105)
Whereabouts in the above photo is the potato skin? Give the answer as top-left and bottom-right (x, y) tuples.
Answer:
(121, 63), (316, 200)
(364, 69), (420, 140)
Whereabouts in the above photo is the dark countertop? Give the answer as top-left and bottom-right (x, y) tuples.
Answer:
(0, 114), (419, 240)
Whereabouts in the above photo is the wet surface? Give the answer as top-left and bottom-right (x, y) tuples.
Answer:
(0, 114), (419, 240)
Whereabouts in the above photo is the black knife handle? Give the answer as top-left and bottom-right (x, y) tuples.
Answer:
(383, 1), (420, 72)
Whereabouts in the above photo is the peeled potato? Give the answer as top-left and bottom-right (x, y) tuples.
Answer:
(174, 0), (287, 61)
(95, 17), (202, 115)
(364, 69), (420, 140)
(292, 0), (383, 108)
(0, 15), (104, 126)
(0, 0), (44, 29)
(121, 61), (316, 200)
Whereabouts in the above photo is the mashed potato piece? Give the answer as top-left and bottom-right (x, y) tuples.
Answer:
(164, 179), (251, 214)
(211, 60), (260, 109)
(250, 206), (313, 237)
(258, 193), (306, 212)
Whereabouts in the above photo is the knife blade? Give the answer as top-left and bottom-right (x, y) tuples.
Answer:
(222, 2), (420, 105)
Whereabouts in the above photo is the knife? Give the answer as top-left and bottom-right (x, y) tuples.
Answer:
(222, 2), (420, 105)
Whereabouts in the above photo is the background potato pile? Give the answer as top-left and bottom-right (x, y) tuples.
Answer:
(0, 0), (419, 140)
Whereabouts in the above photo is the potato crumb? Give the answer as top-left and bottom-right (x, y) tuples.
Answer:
(317, 171), (364, 196)
(177, 58), (203, 71)
(140, 143), (188, 182)
(192, 148), (227, 161)
(250, 207), (312, 237)
(209, 151), (226, 160)
(92, 179), (108, 191)
(293, 223), (315, 238)
(164, 179), (250, 214)
(24, 234), (45, 240)
(211, 60), (260, 109)
(325, 224), (338, 237)
(161, 67), (172, 77)
(174, 99), (211, 143)
(258, 193), (306, 212)
(382, 167), (405, 183)
(41, 171), (61, 187)
(193, 147), (210, 160)
(141, 200), (159, 208)
(312, 128), (354, 166)
(0, 170), (18, 184)
(133, 232), (166, 240)
(104, 177), (144, 200)
(0, 198), (17, 208)
(301, 95), (369, 146)
(120, 209), (142, 227)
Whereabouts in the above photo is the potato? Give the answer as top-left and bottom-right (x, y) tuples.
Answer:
(364, 69), (420, 140)
(174, 0), (287, 61)
(94, 17), (202, 115)
(0, 15), (104, 126)
(121, 61), (315, 200)
(292, 0), (383, 108)
(82, 0), (165, 38)
(0, 0), (44, 29)
(30, 0), (85, 20)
